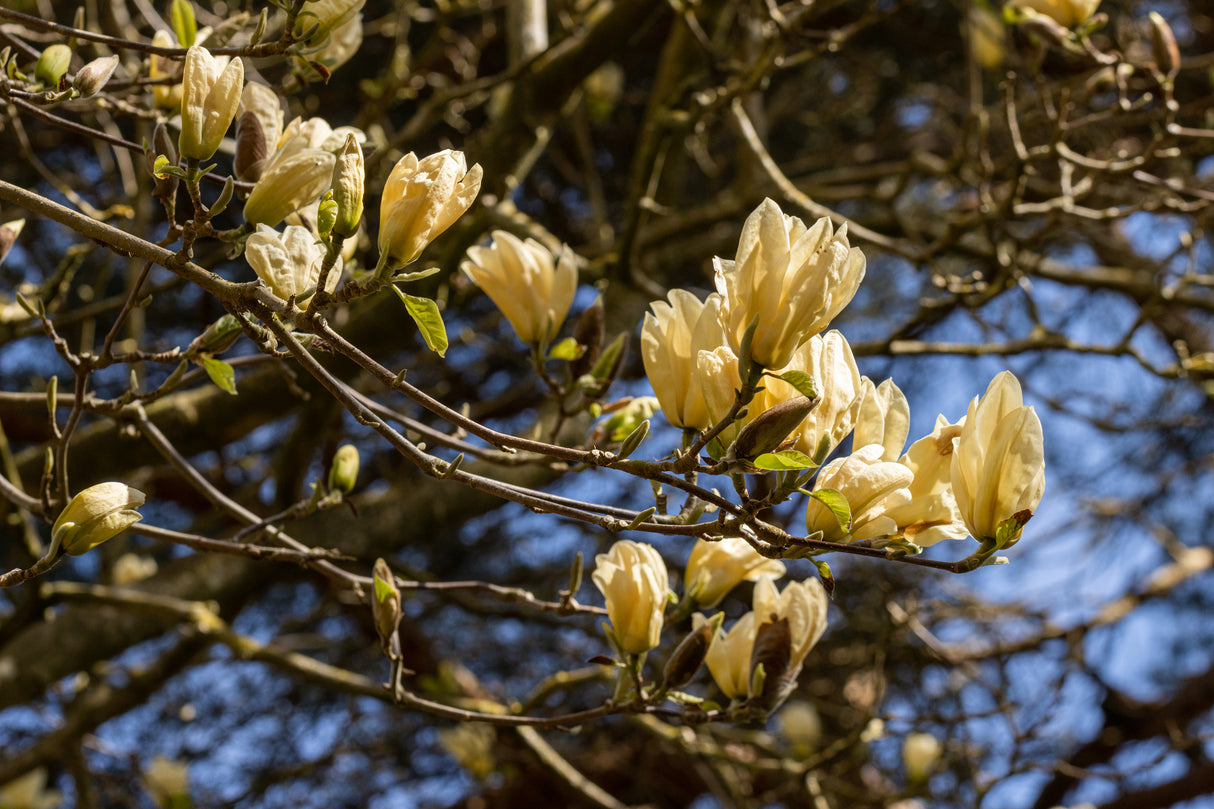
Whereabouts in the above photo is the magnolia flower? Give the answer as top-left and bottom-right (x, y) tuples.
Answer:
(591, 540), (669, 655)
(806, 444), (913, 542)
(296, 0), (366, 43)
(695, 345), (749, 446)
(777, 700), (824, 756)
(178, 45), (243, 161)
(683, 536), (786, 608)
(145, 757), (190, 809)
(641, 291), (730, 430)
(883, 415), (969, 547)
(149, 30), (182, 109)
(1007, 0), (1100, 27)
(715, 199), (865, 370)
(754, 331), (863, 460)
(902, 733), (943, 783)
(702, 611), (756, 699)
(380, 150), (482, 267)
(331, 133), (365, 237)
(0, 767), (62, 809)
(243, 144), (335, 227)
(950, 371), (1045, 545)
(752, 576), (829, 674)
(245, 224), (342, 302)
(462, 231), (576, 345)
(853, 378), (910, 462)
(233, 83), (283, 181)
(51, 482), (146, 557)
(309, 12), (363, 71)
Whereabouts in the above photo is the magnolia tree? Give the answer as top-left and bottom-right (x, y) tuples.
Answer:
(0, 0), (1211, 807)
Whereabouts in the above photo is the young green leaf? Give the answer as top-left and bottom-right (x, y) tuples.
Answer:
(807, 488), (850, 533)
(392, 286), (448, 357)
(751, 449), (819, 471)
(200, 357), (237, 395)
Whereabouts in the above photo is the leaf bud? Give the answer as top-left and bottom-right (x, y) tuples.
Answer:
(186, 314), (241, 357)
(328, 444), (359, 494)
(330, 132), (365, 238)
(1149, 12), (1180, 78)
(35, 44), (73, 88)
(0, 219), (25, 267)
(371, 557), (401, 655)
(72, 54), (120, 97)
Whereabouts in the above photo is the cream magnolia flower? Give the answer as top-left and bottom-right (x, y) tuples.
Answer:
(379, 150), (482, 267)
(702, 611), (756, 699)
(234, 83), (283, 181)
(854, 378), (910, 462)
(1008, 0), (1100, 27)
(591, 540), (669, 655)
(52, 482), (146, 557)
(777, 700), (823, 756)
(145, 757), (190, 809)
(238, 83), (284, 157)
(0, 767), (62, 809)
(884, 414), (969, 547)
(684, 536), (785, 608)
(695, 345), (749, 446)
(752, 576), (829, 673)
(641, 290), (730, 430)
(462, 231), (577, 345)
(754, 331), (863, 460)
(806, 444), (912, 542)
(902, 733), (942, 783)
(178, 45), (243, 161)
(112, 553), (158, 585)
(715, 199), (866, 369)
(950, 371), (1045, 544)
(245, 224), (342, 302)
(149, 30), (182, 110)
(243, 142), (335, 227)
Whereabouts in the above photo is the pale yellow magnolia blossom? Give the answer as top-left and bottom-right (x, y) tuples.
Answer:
(591, 540), (669, 655)
(0, 767), (62, 809)
(902, 733), (943, 783)
(245, 224), (342, 302)
(1008, 0), (1100, 27)
(854, 377), (910, 462)
(715, 198), (866, 369)
(701, 610), (756, 699)
(683, 536), (786, 608)
(462, 231), (577, 345)
(52, 482), (146, 557)
(178, 45), (243, 161)
(149, 30), (182, 110)
(695, 345), (750, 446)
(970, 6), (1006, 70)
(238, 82), (284, 157)
(276, 116), (364, 154)
(145, 757), (190, 809)
(777, 700), (823, 756)
(950, 371), (1045, 543)
(111, 552), (158, 585)
(806, 444), (913, 542)
(379, 150), (482, 267)
(883, 414), (969, 547)
(243, 142), (336, 227)
(751, 575), (829, 671)
(640, 290), (730, 430)
(310, 12), (363, 71)
(754, 330), (863, 459)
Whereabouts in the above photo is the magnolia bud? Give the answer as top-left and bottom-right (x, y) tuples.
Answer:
(331, 133), (365, 238)
(35, 44), (72, 88)
(729, 395), (819, 465)
(51, 482), (146, 558)
(371, 557), (401, 656)
(178, 45), (244, 161)
(0, 219), (25, 267)
(328, 444), (359, 493)
(234, 111), (268, 182)
(570, 296), (605, 378)
(1149, 12), (1180, 78)
(72, 54), (120, 97)
(186, 314), (241, 357)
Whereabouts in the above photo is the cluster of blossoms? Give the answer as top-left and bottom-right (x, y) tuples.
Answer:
(592, 537), (828, 713)
(642, 198), (1045, 552)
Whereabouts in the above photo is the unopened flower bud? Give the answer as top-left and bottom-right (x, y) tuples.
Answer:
(728, 395), (819, 465)
(186, 314), (241, 357)
(0, 219), (25, 267)
(72, 54), (120, 97)
(371, 557), (401, 654)
(902, 732), (942, 783)
(35, 44), (72, 88)
(178, 45), (244, 161)
(331, 133), (364, 238)
(51, 482), (146, 558)
(234, 111), (268, 182)
(380, 150), (482, 267)
(1149, 12), (1180, 78)
(328, 444), (359, 493)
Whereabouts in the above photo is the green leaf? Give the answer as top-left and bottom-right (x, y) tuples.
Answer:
(200, 357), (237, 395)
(373, 572), (395, 604)
(170, 0), (197, 47)
(813, 560), (835, 598)
(391, 286), (448, 357)
(774, 369), (818, 399)
(390, 266), (441, 284)
(808, 487), (851, 532)
(751, 449), (819, 471)
(547, 337), (583, 361)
